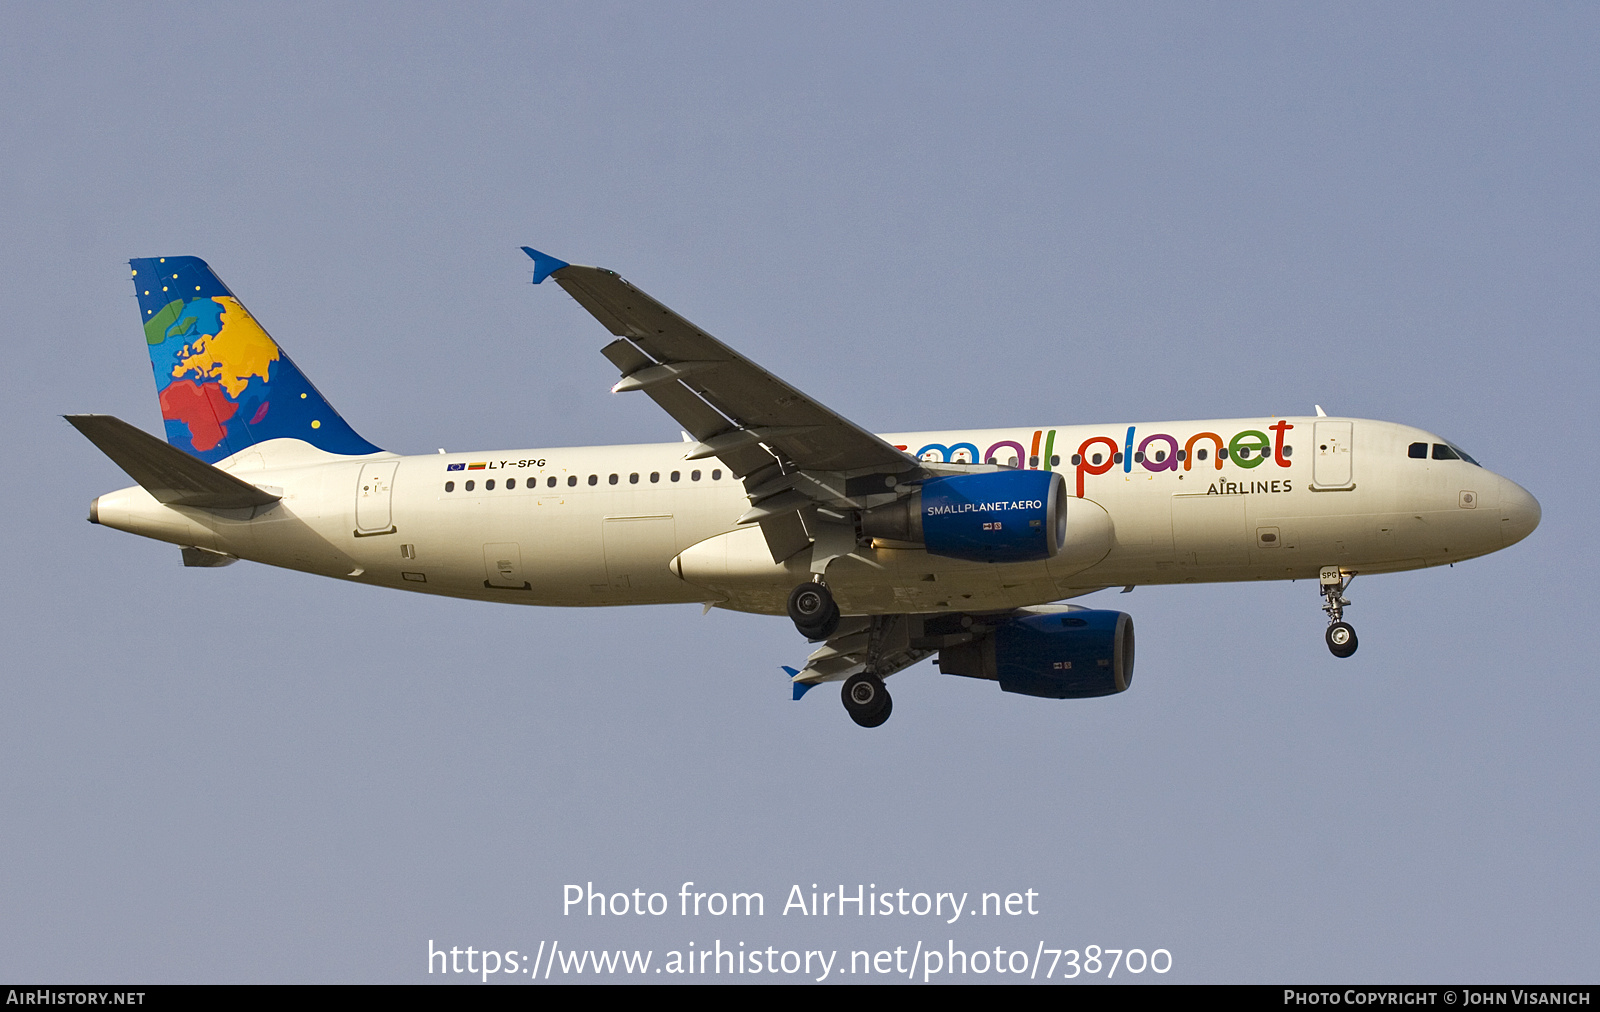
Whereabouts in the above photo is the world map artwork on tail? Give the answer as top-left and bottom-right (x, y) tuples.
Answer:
(131, 257), (379, 463)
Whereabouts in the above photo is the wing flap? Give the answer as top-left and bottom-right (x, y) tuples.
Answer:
(66, 414), (282, 510)
(787, 614), (933, 687)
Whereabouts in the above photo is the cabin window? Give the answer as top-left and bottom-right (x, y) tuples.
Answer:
(1090, 453), (1102, 465)
(1218, 448), (1229, 459)
(629, 472), (639, 484)
(1432, 443), (1460, 461)
(566, 476), (575, 486)
(1197, 448), (1208, 461)
(486, 479), (495, 490)
(1071, 454), (1082, 466)
(1236, 447), (1250, 460)
(609, 473), (619, 484)
(1176, 449), (1187, 461)
(509, 478), (518, 489)
(671, 471), (681, 482)
(588, 475), (597, 486)
(691, 470), (702, 481)
(1153, 450), (1166, 462)
(1050, 455), (1060, 466)
(650, 472), (660, 483)
(444, 481), (454, 492)
(1133, 451), (1145, 463)
(1113, 452), (1123, 464)
(1029, 455), (1039, 467)
(1282, 446), (1293, 458)
(712, 469), (722, 480)
(465, 480), (475, 491)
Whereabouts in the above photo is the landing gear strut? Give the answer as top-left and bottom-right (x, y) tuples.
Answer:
(841, 672), (892, 728)
(1319, 567), (1358, 658)
(787, 580), (840, 641)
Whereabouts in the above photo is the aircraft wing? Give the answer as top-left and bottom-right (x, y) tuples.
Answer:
(525, 248), (920, 487)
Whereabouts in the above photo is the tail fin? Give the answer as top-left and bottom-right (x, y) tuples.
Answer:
(131, 256), (380, 463)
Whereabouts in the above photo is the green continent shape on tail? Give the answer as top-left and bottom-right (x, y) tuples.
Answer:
(144, 300), (184, 345)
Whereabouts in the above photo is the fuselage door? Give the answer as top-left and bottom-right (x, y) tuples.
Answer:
(1171, 493), (1249, 567)
(1311, 421), (1354, 489)
(355, 461), (398, 534)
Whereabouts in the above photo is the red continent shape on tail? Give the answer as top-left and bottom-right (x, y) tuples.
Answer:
(159, 379), (237, 453)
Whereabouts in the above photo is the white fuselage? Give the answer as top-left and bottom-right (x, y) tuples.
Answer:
(89, 416), (1540, 617)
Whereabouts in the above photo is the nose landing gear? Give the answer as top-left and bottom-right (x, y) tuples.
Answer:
(1319, 567), (1358, 658)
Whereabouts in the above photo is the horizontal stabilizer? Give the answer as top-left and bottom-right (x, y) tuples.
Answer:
(65, 414), (282, 509)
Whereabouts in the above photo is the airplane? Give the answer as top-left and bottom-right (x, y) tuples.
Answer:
(69, 250), (1541, 728)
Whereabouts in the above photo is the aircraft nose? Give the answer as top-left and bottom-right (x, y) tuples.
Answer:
(1497, 477), (1540, 548)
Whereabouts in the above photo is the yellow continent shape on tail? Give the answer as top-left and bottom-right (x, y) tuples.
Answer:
(171, 297), (280, 398)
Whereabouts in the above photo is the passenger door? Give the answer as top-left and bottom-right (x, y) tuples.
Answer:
(355, 461), (398, 535)
(1311, 421), (1354, 490)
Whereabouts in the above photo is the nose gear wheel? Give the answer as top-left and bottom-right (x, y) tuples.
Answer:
(1325, 621), (1358, 658)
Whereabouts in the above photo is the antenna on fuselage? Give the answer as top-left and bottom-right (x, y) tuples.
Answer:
(1315, 405), (1328, 417)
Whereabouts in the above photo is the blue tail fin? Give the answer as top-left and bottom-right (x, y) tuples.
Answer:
(131, 256), (380, 463)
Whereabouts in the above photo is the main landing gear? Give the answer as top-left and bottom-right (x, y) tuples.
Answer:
(1319, 567), (1358, 658)
(787, 581), (895, 727)
(787, 580), (840, 641)
(842, 672), (892, 728)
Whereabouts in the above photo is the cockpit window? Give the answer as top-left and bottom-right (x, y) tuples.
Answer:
(1415, 439), (1480, 465)
(1447, 442), (1480, 466)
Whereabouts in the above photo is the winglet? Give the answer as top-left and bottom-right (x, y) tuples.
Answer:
(521, 246), (570, 284)
(782, 666), (817, 701)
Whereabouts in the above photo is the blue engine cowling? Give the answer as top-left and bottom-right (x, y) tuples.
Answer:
(917, 470), (1068, 563)
(937, 609), (1135, 699)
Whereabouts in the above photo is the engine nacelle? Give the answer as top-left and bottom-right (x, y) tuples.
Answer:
(937, 609), (1134, 699)
(861, 470), (1067, 563)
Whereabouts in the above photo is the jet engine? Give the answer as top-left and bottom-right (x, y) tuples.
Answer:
(861, 470), (1067, 563)
(937, 609), (1134, 698)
